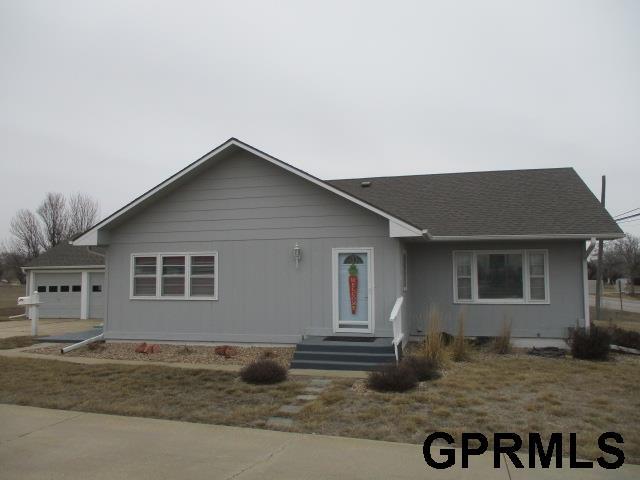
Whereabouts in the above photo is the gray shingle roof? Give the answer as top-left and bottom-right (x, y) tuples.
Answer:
(328, 168), (622, 237)
(24, 243), (105, 269)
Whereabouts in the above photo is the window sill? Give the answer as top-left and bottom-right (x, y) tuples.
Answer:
(130, 296), (218, 301)
(454, 299), (550, 305)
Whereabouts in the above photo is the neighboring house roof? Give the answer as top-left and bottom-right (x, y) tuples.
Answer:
(24, 243), (105, 269)
(72, 138), (623, 244)
(329, 168), (623, 239)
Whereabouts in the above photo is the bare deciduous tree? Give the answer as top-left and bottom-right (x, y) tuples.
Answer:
(67, 193), (99, 237)
(37, 192), (68, 248)
(6, 192), (99, 264)
(9, 209), (44, 258)
(613, 234), (640, 295)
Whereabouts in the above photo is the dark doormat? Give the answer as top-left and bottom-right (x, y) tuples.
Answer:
(323, 336), (377, 342)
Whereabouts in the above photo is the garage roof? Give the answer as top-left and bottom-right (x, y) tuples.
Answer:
(24, 243), (105, 269)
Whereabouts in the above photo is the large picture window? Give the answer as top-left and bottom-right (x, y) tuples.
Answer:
(453, 250), (549, 304)
(131, 252), (218, 300)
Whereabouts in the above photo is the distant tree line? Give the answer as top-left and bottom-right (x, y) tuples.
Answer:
(0, 193), (99, 283)
(589, 234), (640, 295)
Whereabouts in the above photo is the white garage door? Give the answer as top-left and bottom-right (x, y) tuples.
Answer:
(34, 272), (82, 318)
(89, 272), (104, 319)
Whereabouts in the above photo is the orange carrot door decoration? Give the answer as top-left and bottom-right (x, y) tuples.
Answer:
(348, 263), (358, 314)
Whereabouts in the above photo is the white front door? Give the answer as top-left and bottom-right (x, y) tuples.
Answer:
(332, 248), (374, 333)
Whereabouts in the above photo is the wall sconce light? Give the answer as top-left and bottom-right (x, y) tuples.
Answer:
(293, 243), (302, 268)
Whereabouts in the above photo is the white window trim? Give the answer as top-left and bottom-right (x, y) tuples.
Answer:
(130, 252), (218, 301)
(452, 249), (550, 305)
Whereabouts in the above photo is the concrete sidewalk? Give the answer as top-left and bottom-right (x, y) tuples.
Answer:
(0, 405), (636, 479)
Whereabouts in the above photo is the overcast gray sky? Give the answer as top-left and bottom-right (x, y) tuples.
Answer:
(1, 0), (639, 239)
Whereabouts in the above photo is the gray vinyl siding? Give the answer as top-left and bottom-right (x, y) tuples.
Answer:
(104, 150), (401, 342)
(89, 272), (105, 319)
(404, 240), (586, 339)
(33, 272), (82, 318)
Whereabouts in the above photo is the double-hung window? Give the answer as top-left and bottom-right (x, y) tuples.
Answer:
(453, 250), (549, 304)
(131, 252), (218, 300)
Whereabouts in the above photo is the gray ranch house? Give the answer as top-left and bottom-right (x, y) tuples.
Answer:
(67, 138), (621, 367)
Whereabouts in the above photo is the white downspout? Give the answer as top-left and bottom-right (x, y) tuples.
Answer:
(583, 238), (596, 330)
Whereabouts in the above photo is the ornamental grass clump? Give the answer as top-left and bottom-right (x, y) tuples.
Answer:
(367, 362), (417, 392)
(570, 327), (611, 361)
(452, 311), (470, 362)
(422, 308), (445, 368)
(240, 359), (287, 384)
(492, 319), (512, 355)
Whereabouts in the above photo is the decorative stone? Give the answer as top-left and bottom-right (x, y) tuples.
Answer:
(278, 404), (304, 414)
(266, 417), (294, 428)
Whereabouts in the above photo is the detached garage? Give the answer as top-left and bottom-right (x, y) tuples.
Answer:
(23, 243), (105, 320)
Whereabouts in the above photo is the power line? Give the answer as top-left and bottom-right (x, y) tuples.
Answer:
(615, 212), (640, 222)
(614, 207), (640, 218)
(618, 217), (640, 225)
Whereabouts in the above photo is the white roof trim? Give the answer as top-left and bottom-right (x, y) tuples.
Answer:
(73, 138), (423, 245)
(428, 233), (624, 241)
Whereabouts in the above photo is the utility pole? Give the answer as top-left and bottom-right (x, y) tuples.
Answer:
(595, 175), (606, 321)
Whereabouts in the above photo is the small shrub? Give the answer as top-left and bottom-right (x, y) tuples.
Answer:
(240, 359), (287, 384)
(422, 308), (445, 367)
(452, 311), (470, 362)
(367, 362), (417, 392)
(609, 327), (640, 350)
(571, 327), (611, 360)
(403, 355), (441, 381)
(492, 320), (512, 354)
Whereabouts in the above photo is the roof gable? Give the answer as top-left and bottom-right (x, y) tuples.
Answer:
(73, 138), (422, 245)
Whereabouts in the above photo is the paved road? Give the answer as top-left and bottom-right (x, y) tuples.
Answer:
(0, 404), (637, 479)
(0, 319), (100, 339)
(589, 295), (640, 313)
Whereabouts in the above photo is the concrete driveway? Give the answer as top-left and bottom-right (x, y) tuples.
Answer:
(0, 404), (637, 479)
(0, 319), (100, 339)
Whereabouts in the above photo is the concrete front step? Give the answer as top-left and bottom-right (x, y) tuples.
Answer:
(295, 343), (394, 355)
(290, 359), (389, 371)
(292, 351), (396, 364)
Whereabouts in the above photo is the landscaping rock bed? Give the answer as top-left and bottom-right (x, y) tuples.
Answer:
(29, 342), (294, 367)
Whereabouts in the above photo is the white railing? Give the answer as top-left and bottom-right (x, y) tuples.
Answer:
(389, 296), (405, 363)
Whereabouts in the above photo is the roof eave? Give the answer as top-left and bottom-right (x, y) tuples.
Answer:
(426, 233), (625, 241)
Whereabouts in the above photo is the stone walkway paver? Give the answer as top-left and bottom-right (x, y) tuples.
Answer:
(296, 394), (319, 401)
(266, 378), (333, 429)
(278, 405), (304, 414)
(265, 417), (294, 428)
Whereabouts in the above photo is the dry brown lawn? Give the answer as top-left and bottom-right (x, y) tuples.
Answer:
(1, 345), (638, 463)
(294, 351), (640, 463)
(592, 306), (640, 333)
(0, 336), (37, 350)
(0, 285), (24, 322)
(0, 356), (305, 427)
